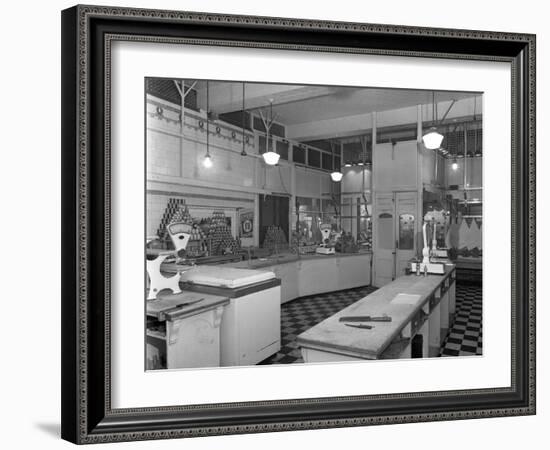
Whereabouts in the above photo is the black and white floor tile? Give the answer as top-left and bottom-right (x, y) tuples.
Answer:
(440, 283), (483, 356)
(259, 285), (378, 365)
(260, 282), (482, 365)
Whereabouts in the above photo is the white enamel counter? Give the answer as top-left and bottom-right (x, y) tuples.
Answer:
(227, 252), (372, 304)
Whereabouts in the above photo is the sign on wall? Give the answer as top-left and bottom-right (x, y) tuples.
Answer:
(239, 208), (254, 238)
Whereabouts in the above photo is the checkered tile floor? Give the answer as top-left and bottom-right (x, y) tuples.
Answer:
(440, 283), (483, 356)
(260, 282), (482, 365)
(259, 286), (378, 365)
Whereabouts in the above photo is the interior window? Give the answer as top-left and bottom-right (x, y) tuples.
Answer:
(399, 213), (415, 250)
(378, 212), (393, 250)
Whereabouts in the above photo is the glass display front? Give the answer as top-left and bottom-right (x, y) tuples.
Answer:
(377, 212), (394, 250)
(398, 213), (415, 250)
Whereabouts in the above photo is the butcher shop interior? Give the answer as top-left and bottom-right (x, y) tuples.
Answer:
(145, 78), (483, 370)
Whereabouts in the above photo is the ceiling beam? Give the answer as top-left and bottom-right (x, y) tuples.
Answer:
(195, 84), (342, 115)
(286, 98), (479, 142)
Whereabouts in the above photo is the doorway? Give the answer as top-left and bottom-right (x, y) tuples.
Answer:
(373, 191), (418, 287)
(259, 194), (290, 247)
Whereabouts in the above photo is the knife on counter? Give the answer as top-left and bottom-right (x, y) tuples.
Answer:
(339, 315), (392, 323)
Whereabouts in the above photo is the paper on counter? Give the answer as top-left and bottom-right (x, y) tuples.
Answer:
(391, 293), (421, 305)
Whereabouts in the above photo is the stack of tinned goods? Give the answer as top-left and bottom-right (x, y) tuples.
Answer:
(262, 225), (288, 251)
(186, 225), (208, 258)
(206, 211), (240, 256)
(170, 202), (192, 225)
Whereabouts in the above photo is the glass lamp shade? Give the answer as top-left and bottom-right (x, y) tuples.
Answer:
(262, 151), (280, 165)
(422, 127), (444, 149)
(202, 154), (213, 168)
(330, 171), (343, 182)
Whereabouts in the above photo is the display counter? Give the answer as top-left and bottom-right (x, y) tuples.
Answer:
(227, 251), (372, 304)
(161, 251), (372, 304)
(296, 264), (456, 362)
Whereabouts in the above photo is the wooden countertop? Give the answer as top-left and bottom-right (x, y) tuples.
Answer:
(296, 265), (455, 359)
(147, 291), (229, 322)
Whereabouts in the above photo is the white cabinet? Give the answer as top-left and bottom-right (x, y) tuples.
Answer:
(180, 266), (282, 366)
(272, 262), (299, 304)
(221, 286), (281, 366)
(298, 258), (335, 297)
(227, 253), (372, 304)
(338, 256), (370, 289)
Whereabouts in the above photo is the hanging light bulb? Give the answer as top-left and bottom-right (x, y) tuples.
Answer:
(451, 158), (458, 171)
(262, 99), (279, 165)
(203, 151), (213, 168)
(329, 140), (342, 182)
(423, 92), (444, 149)
(263, 151), (280, 166)
(203, 80), (213, 168)
(330, 171), (343, 182)
(423, 127), (444, 149)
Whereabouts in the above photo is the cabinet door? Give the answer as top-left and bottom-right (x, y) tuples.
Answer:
(299, 259), (336, 297)
(338, 256), (371, 289)
(236, 287), (281, 365)
(275, 263), (299, 304)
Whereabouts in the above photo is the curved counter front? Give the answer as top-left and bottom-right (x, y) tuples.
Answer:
(227, 252), (372, 304)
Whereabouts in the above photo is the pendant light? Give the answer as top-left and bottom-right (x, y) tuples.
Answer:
(330, 172), (343, 182)
(423, 91), (444, 150)
(262, 151), (280, 166)
(451, 158), (458, 171)
(203, 80), (213, 168)
(262, 99), (280, 166)
(330, 140), (343, 182)
(203, 151), (213, 168)
(241, 82), (247, 156)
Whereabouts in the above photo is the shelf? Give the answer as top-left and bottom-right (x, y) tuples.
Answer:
(146, 328), (166, 341)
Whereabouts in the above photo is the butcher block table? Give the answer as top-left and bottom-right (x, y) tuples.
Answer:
(297, 264), (456, 362)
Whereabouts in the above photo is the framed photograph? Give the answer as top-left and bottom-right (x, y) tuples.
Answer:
(61, 4), (536, 444)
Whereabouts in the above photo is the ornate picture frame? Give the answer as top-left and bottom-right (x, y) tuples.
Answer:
(61, 5), (536, 444)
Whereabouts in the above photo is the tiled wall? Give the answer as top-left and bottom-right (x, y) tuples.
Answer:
(147, 131), (180, 177)
(146, 194), (170, 238)
(146, 95), (333, 241)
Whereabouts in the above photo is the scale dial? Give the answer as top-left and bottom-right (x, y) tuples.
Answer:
(167, 222), (193, 235)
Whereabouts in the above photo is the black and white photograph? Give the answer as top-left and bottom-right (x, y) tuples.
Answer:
(145, 78), (483, 370)
(1, 0), (544, 447)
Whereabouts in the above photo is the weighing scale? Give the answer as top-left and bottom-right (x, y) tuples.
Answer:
(166, 222), (193, 258)
(146, 222), (195, 300)
(316, 224), (336, 255)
